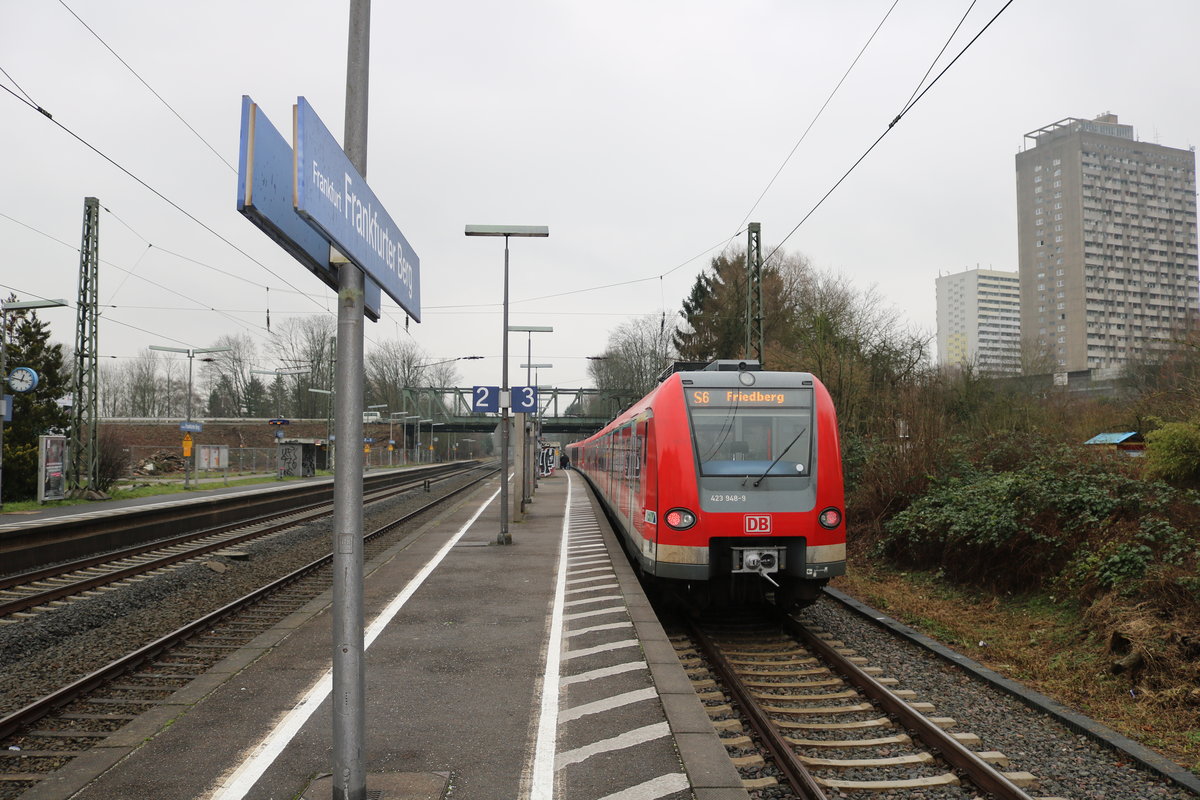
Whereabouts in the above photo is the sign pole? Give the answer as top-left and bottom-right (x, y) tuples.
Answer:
(333, 1), (369, 798)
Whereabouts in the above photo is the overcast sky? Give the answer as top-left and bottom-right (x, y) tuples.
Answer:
(3, 0), (1198, 394)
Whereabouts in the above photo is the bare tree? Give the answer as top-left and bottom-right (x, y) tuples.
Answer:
(365, 338), (429, 414)
(126, 349), (163, 417)
(200, 333), (260, 417)
(589, 313), (677, 415)
(268, 316), (336, 417)
(99, 361), (128, 417)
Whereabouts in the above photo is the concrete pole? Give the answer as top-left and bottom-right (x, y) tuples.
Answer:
(333, 1), (369, 797)
(498, 236), (511, 544)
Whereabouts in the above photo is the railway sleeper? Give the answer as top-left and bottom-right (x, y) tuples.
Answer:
(815, 772), (961, 791)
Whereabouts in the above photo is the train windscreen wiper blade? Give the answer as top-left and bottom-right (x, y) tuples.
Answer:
(746, 428), (806, 488)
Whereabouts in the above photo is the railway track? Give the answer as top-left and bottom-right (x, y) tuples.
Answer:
(0, 463), (471, 621)
(0, 465), (492, 799)
(673, 608), (1066, 799)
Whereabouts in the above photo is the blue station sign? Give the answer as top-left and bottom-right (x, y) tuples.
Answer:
(237, 97), (381, 320)
(294, 97), (421, 321)
(179, 421), (203, 433)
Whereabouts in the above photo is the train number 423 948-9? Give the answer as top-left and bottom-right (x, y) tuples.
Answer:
(710, 494), (747, 503)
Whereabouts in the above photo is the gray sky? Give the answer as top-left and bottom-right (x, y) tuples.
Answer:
(3, 0), (1198, 393)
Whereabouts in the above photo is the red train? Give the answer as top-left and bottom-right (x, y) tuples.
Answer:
(567, 360), (845, 611)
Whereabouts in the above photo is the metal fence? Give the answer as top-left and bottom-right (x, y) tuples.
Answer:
(124, 446), (280, 478)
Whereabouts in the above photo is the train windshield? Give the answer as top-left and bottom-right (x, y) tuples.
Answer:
(685, 386), (813, 479)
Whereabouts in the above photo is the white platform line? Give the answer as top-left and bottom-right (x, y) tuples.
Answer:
(567, 559), (610, 568)
(555, 722), (672, 769)
(563, 606), (626, 622)
(597, 773), (690, 800)
(205, 485), (503, 800)
(560, 687), (658, 723)
(563, 621), (632, 638)
(566, 575), (615, 587)
(527, 472), (575, 800)
(560, 660), (647, 686)
(563, 594), (623, 608)
(565, 583), (619, 596)
(562, 639), (640, 661)
(567, 567), (613, 577)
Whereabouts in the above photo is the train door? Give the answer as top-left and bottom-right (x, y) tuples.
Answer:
(634, 414), (652, 550)
(626, 421), (640, 529)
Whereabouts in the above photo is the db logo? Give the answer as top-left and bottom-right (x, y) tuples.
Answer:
(744, 515), (772, 534)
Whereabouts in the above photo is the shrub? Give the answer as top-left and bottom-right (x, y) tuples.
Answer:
(1144, 421), (1200, 485)
(879, 443), (1200, 595)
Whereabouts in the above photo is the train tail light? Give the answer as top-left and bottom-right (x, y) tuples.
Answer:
(818, 507), (842, 529)
(664, 508), (697, 530)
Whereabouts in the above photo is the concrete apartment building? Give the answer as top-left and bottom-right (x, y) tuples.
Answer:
(1015, 113), (1199, 375)
(936, 268), (1022, 374)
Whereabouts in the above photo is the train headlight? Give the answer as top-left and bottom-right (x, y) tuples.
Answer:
(664, 508), (697, 530)
(818, 507), (842, 529)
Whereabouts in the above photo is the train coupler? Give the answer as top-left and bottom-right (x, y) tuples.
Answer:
(732, 547), (784, 587)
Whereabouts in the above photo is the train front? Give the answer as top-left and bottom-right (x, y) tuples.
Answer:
(658, 363), (846, 610)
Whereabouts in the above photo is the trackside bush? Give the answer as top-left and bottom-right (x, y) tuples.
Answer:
(1144, 421), (1200, 485)
(878, 444), (1200, 595)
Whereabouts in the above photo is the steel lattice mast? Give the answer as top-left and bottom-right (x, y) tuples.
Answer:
(68, 196), (100, 494)
(746, 221), (764, 367)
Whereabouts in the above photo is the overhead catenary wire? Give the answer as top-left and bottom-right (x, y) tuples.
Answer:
(762, 0), (1016, 268)
(56, 0), (237, 173)
(0, 81), (327, 318)
(733, 0), (903, 236)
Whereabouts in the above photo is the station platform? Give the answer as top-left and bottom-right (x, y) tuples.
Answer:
(34, 470), (747, 800)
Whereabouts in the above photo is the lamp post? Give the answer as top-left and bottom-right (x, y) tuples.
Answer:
(518, 361), (552, 508)
(509, 326), (552, 509)
(1, 298), (68, 510)
(387, 411), (409, 467)
(365, 404), (386, 469)
(253, 368), (310, 479)
(417, 418), (431, 463)
(465, 224), (549, 545)
(251, 367), (310, 418)
(308, 387), (334, 471)
(430, 421), (444, 462)
(148, 344), (232, 489)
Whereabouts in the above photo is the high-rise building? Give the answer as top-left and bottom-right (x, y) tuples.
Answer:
(936, 268), (1021, 374)
(1015, 113), (1198, 374)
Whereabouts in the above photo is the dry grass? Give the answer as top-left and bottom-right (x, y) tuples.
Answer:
(831, 562), (1200, 775)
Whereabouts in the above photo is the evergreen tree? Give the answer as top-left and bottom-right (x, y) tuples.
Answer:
(2, 303), (71, 501)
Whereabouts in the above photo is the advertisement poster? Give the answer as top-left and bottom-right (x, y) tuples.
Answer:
(38, 435), (67, 503)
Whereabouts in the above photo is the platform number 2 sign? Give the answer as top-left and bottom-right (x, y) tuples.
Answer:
(472, 386), (499, 413)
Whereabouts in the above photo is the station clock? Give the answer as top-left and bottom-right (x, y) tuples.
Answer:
(6, 366), (39, 394)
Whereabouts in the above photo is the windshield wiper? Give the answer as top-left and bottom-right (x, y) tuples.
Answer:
(745, 427), (807, 488)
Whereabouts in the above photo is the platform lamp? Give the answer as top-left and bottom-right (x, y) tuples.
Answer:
(416, 418), (431, 463)
(308, 388), (334, 470)
(509, 325), (552, 509)
(465, 224), (549, 544)
(430, 421), (445, 462)
(1, 297), (68, 511)
(518, 362), (552, 507)
(364, 404), (386, 469)
(148, 345), (232, 490)
(251, 367), (310, 418)
(387, 410), (411, 467)
(253, 367), (310, 479)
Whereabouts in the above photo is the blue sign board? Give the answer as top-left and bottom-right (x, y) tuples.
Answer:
(472, 385), (499, 413)
(1, 395), (10, 423)
(236, 96), (381, 320)
(179, 421), (203, 433)
(512, 386), (538, 414)
(294, 97), (421, 321)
